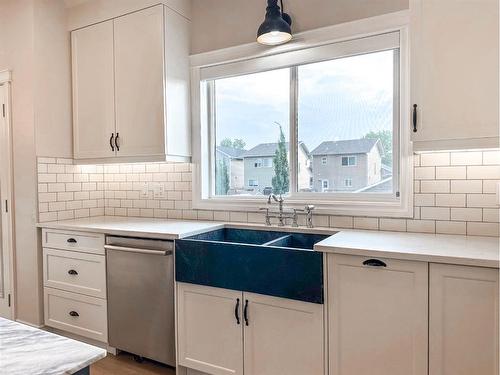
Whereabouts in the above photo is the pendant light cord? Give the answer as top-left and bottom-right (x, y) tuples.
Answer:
(280, 0), (285, 14)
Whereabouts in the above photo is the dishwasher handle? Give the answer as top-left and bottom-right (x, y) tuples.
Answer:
(104, 244), (172, 256)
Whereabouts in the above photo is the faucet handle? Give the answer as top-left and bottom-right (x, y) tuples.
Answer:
(305, 205), (315, 212)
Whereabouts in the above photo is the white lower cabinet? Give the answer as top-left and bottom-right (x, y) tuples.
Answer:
(243, 292), (324, 375)
(429, 263), (499, 375)
(177, 283), (243, 375)
(327, 254), (428, 375)
(176, 283), (325, 375)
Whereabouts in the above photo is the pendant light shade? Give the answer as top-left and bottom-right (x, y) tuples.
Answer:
(257, 0), (292, 46)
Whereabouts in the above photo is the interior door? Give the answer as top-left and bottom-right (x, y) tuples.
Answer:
(113, 5), (166, 158)
(177, 283), (243, 375)
(328, 254), (428, 375)
(243, 292), (324, 375)
(71, 20), (116, 159)
(0, 83), (13, 318)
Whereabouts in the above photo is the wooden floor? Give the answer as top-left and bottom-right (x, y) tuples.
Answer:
(91, 352), (176, 375)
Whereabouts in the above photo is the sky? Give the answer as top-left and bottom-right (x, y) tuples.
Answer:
(214, 49), (395, 152)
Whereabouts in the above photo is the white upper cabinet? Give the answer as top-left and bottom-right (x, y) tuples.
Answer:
(410, 0), (499, 150)
(72, 21), (115, 159)
(429, 263), (499, 375)
(71, 5), (191, 163)
(114, 6), (166, 158)
(328, 254), (428, 375)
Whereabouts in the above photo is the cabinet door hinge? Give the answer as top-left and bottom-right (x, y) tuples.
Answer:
(2, 104), (5, 118)
(4, 200), (7, 213)
(8, 294), (11, 307)
(396, 191), (400, 198)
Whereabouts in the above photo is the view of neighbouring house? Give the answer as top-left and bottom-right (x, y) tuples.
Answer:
(215, 137), (392, 195)
(242, 142), (312, 193)
(215, 146), (245, 193)
(310, 139), (387, 192)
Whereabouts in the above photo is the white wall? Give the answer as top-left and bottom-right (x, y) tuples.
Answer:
(190, 0), (409, 53)
(34, 0), (73, 158)
(0, 0), (72, 325)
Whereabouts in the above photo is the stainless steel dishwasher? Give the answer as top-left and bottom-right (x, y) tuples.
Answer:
(105, 236), (175, 366)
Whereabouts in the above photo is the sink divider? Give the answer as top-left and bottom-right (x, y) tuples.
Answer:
(262, 234), (292, 247)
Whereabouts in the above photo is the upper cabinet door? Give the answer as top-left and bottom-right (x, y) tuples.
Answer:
(113, 5), (166, 158)
(72, 21), (116, 159)
(328, 254), (428, 375)
(411, 0), (499, 150)
(429, 264), (499, 375)
(243, 292), (325, 375)
(176, 283), (244, 375)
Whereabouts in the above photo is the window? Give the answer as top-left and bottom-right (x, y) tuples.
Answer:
(212, 69), (289, 196)
(262, 158), (272, 168)
(321, 180), (329, 192)
(341, 156), (357, 167)
(194, 26), (411, 217)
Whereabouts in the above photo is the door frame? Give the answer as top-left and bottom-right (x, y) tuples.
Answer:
(0, 70), (15, 319)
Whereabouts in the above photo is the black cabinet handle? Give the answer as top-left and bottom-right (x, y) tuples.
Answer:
(69, 311), (79, 317)
(67, 238), (77, 244)
(243, 299), (249, 326)
(109, 133), (115, 151)
(68, 269), (78, 276)
(115, 133), (120, 151)
(412, 104), (418, 132)
(234, 298), (240, 325)
(363, 259), (387, 267)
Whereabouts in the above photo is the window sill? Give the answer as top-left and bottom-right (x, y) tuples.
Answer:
(192, 196), (413, 218)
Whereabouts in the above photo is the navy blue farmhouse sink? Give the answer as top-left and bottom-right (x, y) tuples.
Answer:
(175, 228), (328, 304)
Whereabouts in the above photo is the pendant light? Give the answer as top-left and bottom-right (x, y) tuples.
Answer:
(257, 0), (292, 46)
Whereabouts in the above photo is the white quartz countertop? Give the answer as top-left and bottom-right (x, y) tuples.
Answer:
(38, 216), (499, 268)
(314, 229), (499, 268)
(37, 216), (224, 240)
(0, 317), (106, 375)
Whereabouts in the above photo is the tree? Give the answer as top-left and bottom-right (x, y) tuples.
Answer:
(215, 159), (230, 195)
(272, 125), (289, 195)
(364, 130), (392, 166)
(220, 138), (246, 150)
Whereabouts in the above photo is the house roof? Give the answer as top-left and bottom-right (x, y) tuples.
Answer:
(310, 138), (382, 156)
(216, 145), (246, 159)
(242, 142), (309, 158)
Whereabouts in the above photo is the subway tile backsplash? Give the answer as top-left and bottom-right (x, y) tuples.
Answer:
(37, 150), (500, 237)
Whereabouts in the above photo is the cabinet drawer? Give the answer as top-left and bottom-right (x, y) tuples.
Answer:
(42, 229), (105, 254)
(43, 248), (106, 298)
(44, 287), (108, 343)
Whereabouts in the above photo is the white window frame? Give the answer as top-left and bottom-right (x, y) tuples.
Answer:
(341, 156), (357, 167)
(322, 179), (329, 192)
(344, 178), (353, 187)
(321, 157), (328, 165)
(191, 11), (413, 217)
(248, 179), (259, 187)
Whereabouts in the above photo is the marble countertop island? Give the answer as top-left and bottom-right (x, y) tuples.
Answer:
(0, 318), (106, 375)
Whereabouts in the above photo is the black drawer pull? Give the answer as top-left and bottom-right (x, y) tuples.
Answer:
(363, 259), (387, 267)
(68, 269), (78, 276)
(67, 238), (77, 244)
(69, 311), (79, 317)
(412, 104), (418, 132)
(243, 299), (249, 326)
(234, 298), (240, 325)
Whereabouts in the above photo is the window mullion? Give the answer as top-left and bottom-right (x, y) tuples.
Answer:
(289, 66), (298, 196)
